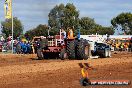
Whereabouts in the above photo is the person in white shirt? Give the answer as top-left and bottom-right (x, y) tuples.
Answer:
(61, 28), (66, 39)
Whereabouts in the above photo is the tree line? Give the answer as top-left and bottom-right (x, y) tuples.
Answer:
(1, 3), (132, 40)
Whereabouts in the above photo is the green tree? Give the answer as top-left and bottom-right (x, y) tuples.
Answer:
(80, 21), (114, 35)
(48, 3), (79, 31)
(111, 12), (132, 34)
(48, 3), (114, 36)
(97, 26), (114, 35)
(80, 17), (96, 30)
(1, 17), (23, 39)
(25, 24), (48, 40)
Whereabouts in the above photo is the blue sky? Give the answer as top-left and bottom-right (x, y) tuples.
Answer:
(0, 0), (132, 33)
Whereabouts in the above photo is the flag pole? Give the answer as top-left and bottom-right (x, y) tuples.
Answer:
(11, 0), (13, 53)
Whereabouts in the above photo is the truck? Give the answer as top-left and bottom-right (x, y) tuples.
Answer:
(80, 35), (111, 58)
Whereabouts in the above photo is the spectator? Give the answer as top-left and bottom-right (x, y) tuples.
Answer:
(120, 43), (124, 51)
(13, 40), (17, 53)
(21, 41), (27, 54)
(23, 41), (27, 54)
(16, 41), (22, 54)
(26, 41), (32, 54)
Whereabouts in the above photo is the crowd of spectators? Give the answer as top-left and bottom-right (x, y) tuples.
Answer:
(0, 36), (39, 54)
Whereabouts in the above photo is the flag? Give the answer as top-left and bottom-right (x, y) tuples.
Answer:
(4, 0), (12, 19)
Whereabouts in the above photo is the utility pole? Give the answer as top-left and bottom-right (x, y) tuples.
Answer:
(11, 0), (14, 53)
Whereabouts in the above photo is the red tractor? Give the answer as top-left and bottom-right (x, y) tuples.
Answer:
(36, 29), (90, 60)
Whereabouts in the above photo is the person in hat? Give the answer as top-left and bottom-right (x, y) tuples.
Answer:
(67, 27), (74, 39)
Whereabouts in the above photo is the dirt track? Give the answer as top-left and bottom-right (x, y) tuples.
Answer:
(0, 52), (132, 88)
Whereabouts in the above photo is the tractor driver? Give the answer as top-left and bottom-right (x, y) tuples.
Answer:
(67, 27), (74, 39)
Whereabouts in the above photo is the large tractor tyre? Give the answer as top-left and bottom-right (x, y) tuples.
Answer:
(76, 40), (89, 60)
(60, 48), (67, 60)
(37, 49), (43, 60)
(67, 41), (75, 59)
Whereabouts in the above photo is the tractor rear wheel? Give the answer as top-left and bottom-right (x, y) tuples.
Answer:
(67, 40), (75, 59)
(76, 39), (89, 60)
(37, 49), (43, 60)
